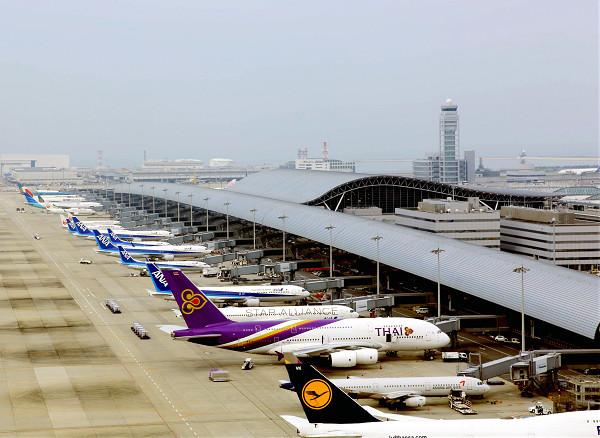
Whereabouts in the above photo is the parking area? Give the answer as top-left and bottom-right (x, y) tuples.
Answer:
(0, 191), (551, 436)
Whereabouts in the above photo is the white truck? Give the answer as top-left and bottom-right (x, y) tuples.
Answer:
(442, 351), (468, 362)
(202, 267), (219, 277)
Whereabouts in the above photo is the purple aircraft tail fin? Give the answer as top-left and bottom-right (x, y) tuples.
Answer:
(161, 269), (230, 328)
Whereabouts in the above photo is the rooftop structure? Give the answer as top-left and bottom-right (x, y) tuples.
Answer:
(395, 198), (500, 249)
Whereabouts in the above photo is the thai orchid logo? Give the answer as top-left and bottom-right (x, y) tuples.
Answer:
(181, 289), (207, 314)
(404, 327), (414, 336)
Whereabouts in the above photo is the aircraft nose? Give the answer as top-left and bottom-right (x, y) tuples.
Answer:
(439, 331), (451, 347)
(482, 384), (491, 394)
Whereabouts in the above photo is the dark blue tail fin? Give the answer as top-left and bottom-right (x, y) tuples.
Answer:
(285, 361), (380, 424)
(146, 262), (171, 292)
(117, 246), (138, 265)
(66, 218), (77, 232)
(107, 228), (128, 245)
(161, 269), (230, 328)
(72, 217), (92, 236)
(93, 229), (116, 250)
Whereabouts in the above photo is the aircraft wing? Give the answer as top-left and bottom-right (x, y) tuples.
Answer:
(206, 296), (248, 303)
(376, 390), (422, 401)
(157, 324), (186, 334)
(290, 342), (383, 356)
(362, 406), (434, 422)
(280, 416), (362, 437)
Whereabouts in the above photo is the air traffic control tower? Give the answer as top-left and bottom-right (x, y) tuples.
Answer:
(439, 98), (460, 184)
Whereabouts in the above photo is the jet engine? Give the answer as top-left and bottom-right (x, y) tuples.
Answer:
(403, 396), (427, 407)
(355, 348), (378, 365)
(244, 298), (260, 307)
(329, 350), (357, 367)
(163, 254), (175, 261)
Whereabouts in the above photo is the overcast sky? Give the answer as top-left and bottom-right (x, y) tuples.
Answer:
(1, 1), (597, 169)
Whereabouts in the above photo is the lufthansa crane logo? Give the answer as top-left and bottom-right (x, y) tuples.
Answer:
(181, 289), (207, 314)
(301, 379), (332, 410)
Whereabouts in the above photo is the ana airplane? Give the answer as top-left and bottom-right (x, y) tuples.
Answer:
(558, 166), (600, 175)
(157, 269), (450, 367)
(117, 246), (209, 271)
(280, 374), (489, 408)
(92, 230), (209, 259)
(171, 305), (359, 321)
(281, 355), (600, 437)
(146, 262), (310, 305)
(72, 217), (175, 240)
(107, 228), (170, 246)
(61, 215), (121, 229)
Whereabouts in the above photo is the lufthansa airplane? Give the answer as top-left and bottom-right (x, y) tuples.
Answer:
(157, 269), (450, 367)
(146, 262), (310, 305)
(281, 355), (599, 437)
(280, 374), (489, 408)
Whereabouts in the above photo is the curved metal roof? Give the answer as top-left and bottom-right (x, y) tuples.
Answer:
(113, 182), (600, 340)
(228, 169), (556, 205)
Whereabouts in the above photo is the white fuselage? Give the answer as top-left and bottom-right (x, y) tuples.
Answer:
(222, 305), (359, 321)
(122, 260), (209, 271)
(333, 376), (490, 399)
(292, 410), (599, 438)
(218, 318), (450, 354)
(170, 305), (359, 321)
(197, 285), (311, 303)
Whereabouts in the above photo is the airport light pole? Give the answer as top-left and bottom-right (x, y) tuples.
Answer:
(279, 215), (288, 262)
(551, 217), (557, 265)
(250, 208), (258, 249)
(371, 234), (382, 299)
(140, 184), (145, 210)
(163, 189), (168, 217)
(150, 186), (156, 214)
(513, 264), (530, 351)
(204, 197), (210, 232)
(431, 247), (445, 317)
(127, 182), (131, 207)
(188, 194), (194, 228)
(224, 202), (231, 239)
(175, 191), (180, 222)
(325, 225), (335, 278)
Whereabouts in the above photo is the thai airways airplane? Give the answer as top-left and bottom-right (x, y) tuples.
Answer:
(117, 246), (209, 271)
(157, 269), (450, 367)
(92, 230), (210, 259)
(146, 262), (310, 305)
(281, 356), (600, 437)
(72, 217), (175, 240)
(558, 166), (600, 175)
(280, 374), (490, 408)
(171, 304), (359, 321)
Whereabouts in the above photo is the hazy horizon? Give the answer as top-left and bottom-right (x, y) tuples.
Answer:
(2, 1), (597, 169)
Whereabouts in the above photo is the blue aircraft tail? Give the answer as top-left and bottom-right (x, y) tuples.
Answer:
(161, 269), (230, 328)
(284, 359), (380, 424)
(117, 246), (139, 265)
(146, 262), (172, 292)
(23, 191), (41, 206)
(107, 228), (129, 245)
(66, 218), (77, 232)
(72, 217), (93, 235)
(93, 229), (117, 250)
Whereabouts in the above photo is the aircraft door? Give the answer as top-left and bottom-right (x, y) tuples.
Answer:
(426, 332), (431, 342)
(322, 335), (329, 344)
(425, 381), (432, 391)
(373, 382), (379, 392)
(467, 380), (473, 391)
(255, 325), (262, 332)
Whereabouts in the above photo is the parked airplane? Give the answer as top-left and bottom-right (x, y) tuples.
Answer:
(73, 217), (176, 240)
(558, 166), (600, 175)
(171, 305), (359, 321)
(117, 246), (209, 271)
(17, 183), (74, 196)
(36, 193), (102, 208)
(157, 269), (450, 366)
(146, 262), (310, 305)
(61, 215), (121, 229)
(280, 374), (489, 408)
(107, 228), (170, 246)
(281, 355), (599, 437)
(92, 230), (210, 259)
